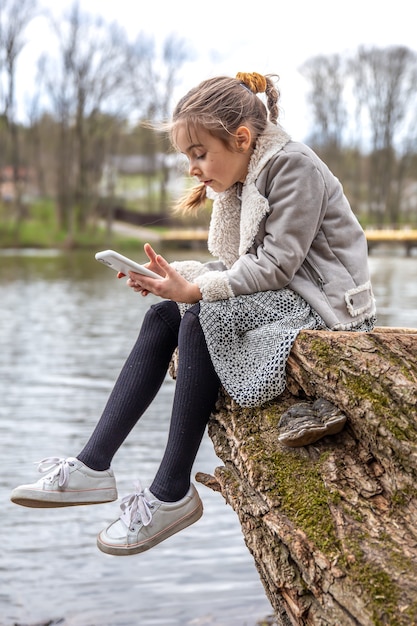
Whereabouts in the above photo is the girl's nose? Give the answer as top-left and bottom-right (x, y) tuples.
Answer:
(189, 160), (201, 177)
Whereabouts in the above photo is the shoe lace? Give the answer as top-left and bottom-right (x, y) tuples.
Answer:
(37, 457), (74, 488)
(120, 481), (154, 529)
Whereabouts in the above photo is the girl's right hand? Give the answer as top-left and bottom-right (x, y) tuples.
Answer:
(126, 243), (202, 303)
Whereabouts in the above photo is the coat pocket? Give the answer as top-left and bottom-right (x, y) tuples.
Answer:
(344, 281), (374, 317)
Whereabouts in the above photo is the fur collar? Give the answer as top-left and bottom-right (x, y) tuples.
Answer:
(207, 123), (291, 268)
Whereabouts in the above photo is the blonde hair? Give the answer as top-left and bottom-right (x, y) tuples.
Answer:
(171, 72), (280, 213)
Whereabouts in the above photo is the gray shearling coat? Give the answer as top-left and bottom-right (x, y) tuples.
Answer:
(172, 123), (376, 331)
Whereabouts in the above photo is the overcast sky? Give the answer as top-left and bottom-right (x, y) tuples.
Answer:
(19, 0), (417, 140)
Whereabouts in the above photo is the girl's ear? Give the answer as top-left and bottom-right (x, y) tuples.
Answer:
(235, 126), (252, 153)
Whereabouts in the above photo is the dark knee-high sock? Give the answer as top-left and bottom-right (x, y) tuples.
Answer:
(150, 305), (220, 502)
(77, 301), (180, 470)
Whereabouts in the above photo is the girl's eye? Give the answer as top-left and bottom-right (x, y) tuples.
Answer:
(196, 153), (206, 160)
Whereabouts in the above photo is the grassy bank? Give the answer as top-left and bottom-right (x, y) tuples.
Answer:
(0, 199), (157, 252)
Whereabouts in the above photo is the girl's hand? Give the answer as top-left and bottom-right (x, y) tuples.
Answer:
(126, 243), (202, 304)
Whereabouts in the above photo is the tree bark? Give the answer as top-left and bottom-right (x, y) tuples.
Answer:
(195, 327), (417, 626)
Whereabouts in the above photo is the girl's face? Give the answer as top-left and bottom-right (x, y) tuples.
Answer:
(174, 123), (252, 193)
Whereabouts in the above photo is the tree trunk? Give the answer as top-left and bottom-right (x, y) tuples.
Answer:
(195, 327), (417, 626)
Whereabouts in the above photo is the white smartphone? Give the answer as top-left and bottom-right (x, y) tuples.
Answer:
(95, 249), (162, 279)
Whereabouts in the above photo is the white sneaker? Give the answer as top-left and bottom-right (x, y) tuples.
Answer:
(97, 483), (203, 556)
(10, 457), (118, 508)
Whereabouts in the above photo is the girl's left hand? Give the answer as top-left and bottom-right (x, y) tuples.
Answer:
(126, 243), (202, 304)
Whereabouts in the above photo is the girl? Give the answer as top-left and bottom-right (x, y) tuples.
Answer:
(11, 72), (376, 555)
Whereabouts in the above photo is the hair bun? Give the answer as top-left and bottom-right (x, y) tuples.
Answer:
(235, 72), (267, 94)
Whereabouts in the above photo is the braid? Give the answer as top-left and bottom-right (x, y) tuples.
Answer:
(264, 76), (279, 125)
(173, 182), (207, 214)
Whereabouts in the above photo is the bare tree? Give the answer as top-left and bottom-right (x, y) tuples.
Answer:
(26, 54), (47, 198)
(0, 0), (38, 233)
(299, 53), (366, 215)
(44, 1), (138, 240)
(156, 35), (191, 212)
(125, 32), (191, 213)
(299, 53), (347, 154)
(350, 45), (417, 226)
(152, 35), (191, 211)
(394, 106), (417, 227)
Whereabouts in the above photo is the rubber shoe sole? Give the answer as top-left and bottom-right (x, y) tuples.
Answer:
(11, 487), (118, 508)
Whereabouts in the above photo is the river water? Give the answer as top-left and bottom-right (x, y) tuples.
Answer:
(0, 246), (416, 626)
